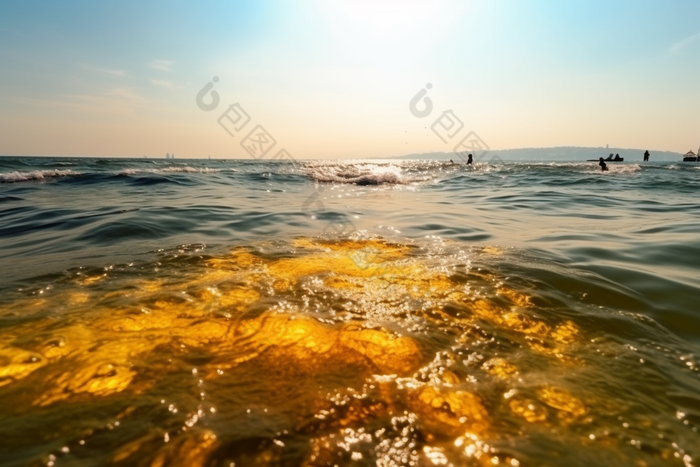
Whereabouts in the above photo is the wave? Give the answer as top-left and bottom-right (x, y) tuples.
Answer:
(0, 159), (684, 189)
(0, 169), (79, 183)
(117, 166), (235, 176)
(515, 161), (643, 172)
(304, 162), (432, 185)
(607, 163), (641, 174)
(301, 160), (649, 186)
(0, 166), (237, 185)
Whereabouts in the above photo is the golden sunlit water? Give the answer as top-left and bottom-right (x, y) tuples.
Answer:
(1, 236), (698, 466)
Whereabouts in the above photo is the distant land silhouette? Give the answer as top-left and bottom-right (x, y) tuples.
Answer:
(387, 147), (684, 161)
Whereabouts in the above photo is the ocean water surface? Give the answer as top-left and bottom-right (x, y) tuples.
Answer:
(1, 156), (699, 466)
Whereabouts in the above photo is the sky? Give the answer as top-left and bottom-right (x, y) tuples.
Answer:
(0, 0), (699, 159)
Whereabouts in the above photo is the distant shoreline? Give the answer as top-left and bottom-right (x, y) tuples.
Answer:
(388, 146), (685, 161)
(0, 146), (688, 161)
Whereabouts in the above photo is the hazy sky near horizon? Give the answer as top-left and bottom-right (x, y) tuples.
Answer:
(1, 0), (699, 159)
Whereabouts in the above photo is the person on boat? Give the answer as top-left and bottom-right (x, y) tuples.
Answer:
(599, 157), (608, 171)
(467, 154), (473, 165)
(644, 150), (650, 162)
(606, 154), (614, 161)
(613, 154), (622, 161)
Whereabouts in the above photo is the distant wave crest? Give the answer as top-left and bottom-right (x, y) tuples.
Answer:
(0, 169), (78, 183)
(602, 163), (642, 174)
(118, 166), (233, 176)
(305, 162), (429, 185)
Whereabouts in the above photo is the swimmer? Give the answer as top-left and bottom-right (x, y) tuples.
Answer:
(598, 157), (608, 172)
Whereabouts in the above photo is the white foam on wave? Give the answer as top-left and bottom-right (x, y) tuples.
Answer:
(669, 164), (700, 170)
(544, 162), (597, 168)
(304, 162), (428, 185)
(0, 169), (78, 183)
(608, 163), (641, 174)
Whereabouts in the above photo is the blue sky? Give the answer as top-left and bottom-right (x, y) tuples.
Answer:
(1, 0), (699, 158)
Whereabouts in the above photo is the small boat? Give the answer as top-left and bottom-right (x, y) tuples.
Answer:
(683, 150), (697, 162)
(587, 153), (624, 162)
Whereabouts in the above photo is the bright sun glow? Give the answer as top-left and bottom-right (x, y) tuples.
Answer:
(316, 0), (464, 44)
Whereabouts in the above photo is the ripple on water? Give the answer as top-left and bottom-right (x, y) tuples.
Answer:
(0, 237), (698, 466)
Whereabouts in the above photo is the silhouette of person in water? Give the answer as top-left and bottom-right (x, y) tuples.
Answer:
(599, 157), (609, 171)
(450, 159), (454, 164)
(467, 154), (473, 165)
(644, 150), (650, 162)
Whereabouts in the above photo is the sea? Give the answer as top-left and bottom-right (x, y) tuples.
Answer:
(1, 155), (699, 467)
